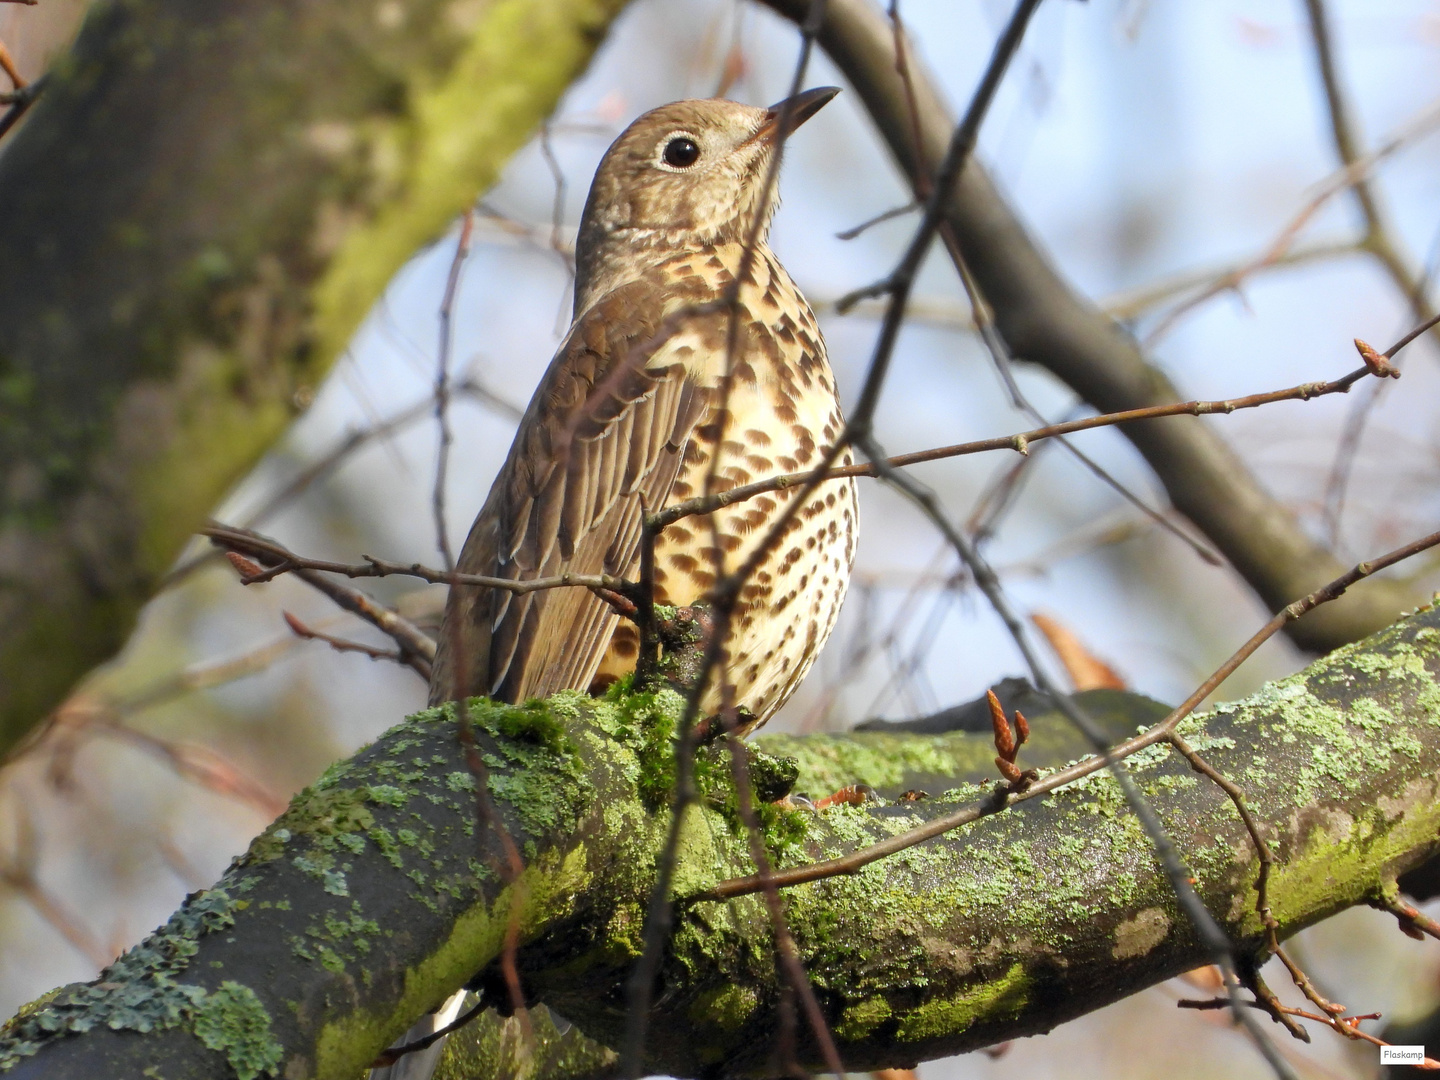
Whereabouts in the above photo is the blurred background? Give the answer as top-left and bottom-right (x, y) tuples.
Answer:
(2, 0), (1440, 1076)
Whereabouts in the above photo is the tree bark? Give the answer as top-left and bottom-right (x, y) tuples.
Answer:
(758, 0), (1421, 653)
(4, 603), (1439, 1079)
(0, 0), (630, 752)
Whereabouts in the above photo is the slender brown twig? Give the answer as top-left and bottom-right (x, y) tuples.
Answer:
(370, 996), (489, 1068)
(282, 612), (407, 666)
(1166, 734), (1311, 1043)
(853, 432), (1296, 1080)
(213, 524), (435, 679)
(1370, 891), (1440, 944)
(0, 36), (24, 88)
(433, 209), (476, 572)
(1177, 997), (1439, 1066)
(0, 805), (110, 968)
(651, 360), (1393, 530)
(1143, 96), (1440, 347)
(206, 522), (627, 595)
(0, 71), (44, 140)
(621, 5), (840, 1071)
(719, 703), (847, 1079)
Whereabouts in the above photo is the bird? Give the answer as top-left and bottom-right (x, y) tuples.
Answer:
(427, 87), (858, 733)
(376, 87), (858, 1080)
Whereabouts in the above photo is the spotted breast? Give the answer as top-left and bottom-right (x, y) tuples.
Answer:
(591, 242), (858, 728)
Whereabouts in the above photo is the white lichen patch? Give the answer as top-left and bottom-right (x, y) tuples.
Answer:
(1377, 775), (1438, 823)
(1112, 907), (1170, 960)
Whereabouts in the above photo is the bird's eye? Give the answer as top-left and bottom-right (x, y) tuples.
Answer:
(662, 136), (701, 169)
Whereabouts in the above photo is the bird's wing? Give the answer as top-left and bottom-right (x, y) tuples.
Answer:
(429, 277), (714, 706)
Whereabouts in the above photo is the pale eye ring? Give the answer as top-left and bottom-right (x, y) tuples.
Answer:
(660, 134), (701, 169)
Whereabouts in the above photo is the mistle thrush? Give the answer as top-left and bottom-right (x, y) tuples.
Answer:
(429, 88), (858, 733)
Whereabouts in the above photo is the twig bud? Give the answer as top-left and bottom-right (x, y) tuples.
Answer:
(1354, 338), (1399, 378)
(987, 689), (1014, 757)
(225, 551), (264, 581)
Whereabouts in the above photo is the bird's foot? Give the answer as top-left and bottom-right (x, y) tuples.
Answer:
(694, 736), (800, 803)
(633, 602), (716, 699)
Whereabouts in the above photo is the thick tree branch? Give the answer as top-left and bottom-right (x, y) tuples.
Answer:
(756, 0), (1424, 652)
(5, 605), (1440, 1079)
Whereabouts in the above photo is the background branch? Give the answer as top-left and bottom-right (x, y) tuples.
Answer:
(757, 0), (1424, 652)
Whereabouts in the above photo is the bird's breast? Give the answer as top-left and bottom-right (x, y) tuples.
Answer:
(635, 242), (859, 725)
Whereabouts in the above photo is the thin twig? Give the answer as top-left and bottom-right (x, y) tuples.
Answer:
(1303, 0), (1435, 328)
(1322, 312), (1440, 544)
(851, 434), (1297, 1080)
(0, 848), (110, 969)
(160, 377), (521, 591)
(720, 707), (846, 1078)
(370, 996), (489, 1068)
(621, 4), (838, 1071)
(1166, 735), (1311, 1043)
(1370, 891), (1440, 944)
(205, 522), (627, 595)
(1143, 93), (1440, 346)
(1178, 997), (1439, 1066)
(282, 612), (407, 666)
(0, 36), (24, 89)
(210, 523), (435, 679)
(946, 239), (1223, 565)
(434, 210), (476, 571)
(287, 569), (435, 678)
(651, 361), (1392, 530)
(834, 199), (917, 240)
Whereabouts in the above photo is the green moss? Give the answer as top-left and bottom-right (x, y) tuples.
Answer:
(836, 996), (892, 1041)
(367, 785), (411, 808)
(895, 963), (1030, 1042)
(687, 985), (757, 1033)
(313, 845), (594, 1080)
(191, 982), (283, 1080)
(243, 785), (375, 867)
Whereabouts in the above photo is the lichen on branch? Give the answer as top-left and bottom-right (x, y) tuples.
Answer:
(4, 606), (1440, 1079)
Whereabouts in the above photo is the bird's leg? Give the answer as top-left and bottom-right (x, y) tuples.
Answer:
(697, 736), (800, 804)
(633, 601), (716, 699)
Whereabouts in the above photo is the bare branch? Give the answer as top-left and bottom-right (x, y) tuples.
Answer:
(433, 210), (476, 572)
(203, 523), (627, 597)
(1143, 96), (1440, 345)
(652, 360), (1392, 530)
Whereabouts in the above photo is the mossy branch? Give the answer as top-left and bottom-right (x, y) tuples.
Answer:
(0, 0), (630, 753)
(4, 606), (1440, 1079)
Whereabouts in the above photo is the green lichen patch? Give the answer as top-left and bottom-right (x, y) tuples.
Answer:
(242, 784), (376, 867)
(192, 981), (283, 1080)
(836, 996), (893, 1041)
(0, 887), (243, 1069)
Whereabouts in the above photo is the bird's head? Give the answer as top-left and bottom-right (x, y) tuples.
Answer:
(574, 87), (839, 311)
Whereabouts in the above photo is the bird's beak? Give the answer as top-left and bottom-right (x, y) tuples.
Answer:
(751, 86), (841, 145)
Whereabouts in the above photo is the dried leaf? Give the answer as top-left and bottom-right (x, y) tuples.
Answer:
(1031, 612), (1126, 690)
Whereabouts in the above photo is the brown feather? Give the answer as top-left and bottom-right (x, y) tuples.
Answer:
(429, 277), (714, 706)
